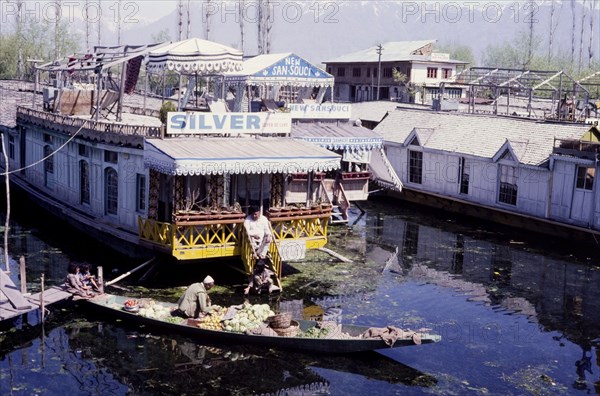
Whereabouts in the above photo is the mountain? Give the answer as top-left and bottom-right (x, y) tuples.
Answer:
(91, 1), (600, 66)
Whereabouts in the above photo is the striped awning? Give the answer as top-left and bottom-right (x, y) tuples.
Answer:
(146, 38), (243, 74)
(144, 137), (341, 176)
(292, 122), (383, 151)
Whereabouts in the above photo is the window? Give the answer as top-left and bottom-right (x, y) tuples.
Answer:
(104, 150), (118, 164)
(373, 68), (377, 78)
(459, 157), (470, 195)
(327, 67), (332, 74)
(447, 88), (462, 98)
(8, 135), (15, 159)
(43, 145), (54, 189)
(43, 134), (53, 143)
(80, 160), (90, 205)
(576, 166), (595, 190)
(443, 68), (452, 79)
(367, 68), (371, 77)
(337, 67), (345, 77)
(79, 144), (90, 157)
(352, 67), (361, 77)
(136, 174), (146, 212)
(498, 165), (518, 205)
(427, 67), (438, 78)
(408, 150), (423, 184)
(383, 67), (392, 78)
(105, 167), (118, 215)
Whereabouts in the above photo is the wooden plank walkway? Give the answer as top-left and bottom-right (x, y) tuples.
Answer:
(1, 273), (73, 322)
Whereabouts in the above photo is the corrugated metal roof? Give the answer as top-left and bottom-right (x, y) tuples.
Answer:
(291, 121), (383, 150)
(350, 101), (400, 122)
(375, 108), (589, 166)
(144, 137), (341, 175)
(324, 40), (436, 63)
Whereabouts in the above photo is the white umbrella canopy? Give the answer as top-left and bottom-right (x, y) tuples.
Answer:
(146, 38), (243, 74)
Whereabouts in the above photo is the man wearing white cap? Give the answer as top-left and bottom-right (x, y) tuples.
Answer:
(176, 276), (215, 318)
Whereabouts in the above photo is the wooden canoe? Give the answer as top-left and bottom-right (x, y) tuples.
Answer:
(85, 293), (441, 354)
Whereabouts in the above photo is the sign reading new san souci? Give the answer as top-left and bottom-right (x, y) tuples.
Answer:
(167, 112), (292, 135)
(287, 103), (352, 119)
(262, 55), (330, 79)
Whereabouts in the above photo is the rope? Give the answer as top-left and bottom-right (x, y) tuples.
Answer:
(0, 118), (90, 176)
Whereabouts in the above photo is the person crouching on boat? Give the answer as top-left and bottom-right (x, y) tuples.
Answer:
(244, 259), (279, 295)
(65, 262), (94, 298)
(176, 276), (215, 318)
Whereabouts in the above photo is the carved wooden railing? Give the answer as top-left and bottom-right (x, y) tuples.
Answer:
(138, 216), (244, 260)
(334, 182), (350, 221)
(269, 213), (331, 250)
(17, 106), (163, 137)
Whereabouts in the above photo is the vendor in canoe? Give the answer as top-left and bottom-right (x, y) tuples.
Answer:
(244, 259), (280, 295)
(176, 276), (215, 318)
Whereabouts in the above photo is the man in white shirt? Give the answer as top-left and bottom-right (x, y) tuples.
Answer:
(243, 207), (272, 259)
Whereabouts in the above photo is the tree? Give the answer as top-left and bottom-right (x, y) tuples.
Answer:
(435, 42), (475, 66)
(482, 31), (542, 69)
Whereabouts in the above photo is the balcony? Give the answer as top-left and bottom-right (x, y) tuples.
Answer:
(553, 138), (600, 160)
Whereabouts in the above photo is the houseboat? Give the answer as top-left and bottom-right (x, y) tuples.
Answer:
(374, 106), (600, 240)
(221, 53), (403, 222)
(0, 39), (348, 281)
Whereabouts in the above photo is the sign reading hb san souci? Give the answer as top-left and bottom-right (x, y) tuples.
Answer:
(286, 103), (352, 119)
(167, 112), (292, 135)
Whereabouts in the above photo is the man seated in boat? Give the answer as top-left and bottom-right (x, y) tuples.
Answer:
(244, 259), (280, 295)
(243, 207), (272, 259)
(175, 276), (216, 318)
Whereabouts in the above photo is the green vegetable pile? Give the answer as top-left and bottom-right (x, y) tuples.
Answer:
(223, 303), (275, 333)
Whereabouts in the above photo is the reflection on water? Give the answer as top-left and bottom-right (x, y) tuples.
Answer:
(2, 198), (600, 394)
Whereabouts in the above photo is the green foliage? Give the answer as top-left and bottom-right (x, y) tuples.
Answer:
(392, 68), (407, 85)
(0, 17), (80, 79)
(159, 101), (177, 124)
(481, 30), (599, 80)
(0, 35), (18, 78)
(151, 29), (172, 44)
(436, 42), (476, 65)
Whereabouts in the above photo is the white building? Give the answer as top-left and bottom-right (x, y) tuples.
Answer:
(374, 107), (600, 237)
(323, 40), (469, 104)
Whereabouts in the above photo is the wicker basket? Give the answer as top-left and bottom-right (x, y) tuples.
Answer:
(272, 320), (300, 337)
(269, 312), (292, 329)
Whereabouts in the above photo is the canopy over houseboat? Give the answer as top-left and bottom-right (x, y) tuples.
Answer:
(222, 53), (403, 222)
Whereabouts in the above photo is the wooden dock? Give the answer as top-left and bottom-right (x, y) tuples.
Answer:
(0, 269), (73, 322)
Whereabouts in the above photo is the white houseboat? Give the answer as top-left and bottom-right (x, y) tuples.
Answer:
(0, 39), (350, 282)
(374, 106), (600, 240)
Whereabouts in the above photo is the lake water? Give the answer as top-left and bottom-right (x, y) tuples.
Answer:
(1, 197), (599, 395)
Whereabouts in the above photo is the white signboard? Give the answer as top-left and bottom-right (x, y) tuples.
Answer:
(167, 112), (292, 135)
(287, 103), (351, 119)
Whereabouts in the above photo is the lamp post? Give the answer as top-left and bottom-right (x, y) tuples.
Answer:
(376, 44), (383, 101)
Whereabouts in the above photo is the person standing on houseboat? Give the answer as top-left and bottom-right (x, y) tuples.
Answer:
(243, 207), (272, 259)
(176, 276), (215, 318)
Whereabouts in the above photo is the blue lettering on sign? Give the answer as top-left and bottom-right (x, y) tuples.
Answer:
(214, 114), (227, 129)
(247, 115), (261, 129)
(170, 114), (187, 129)
(260, 54), (327, 78)
(169, 113), (273, 132)
(231, 115), (243, 129)
(199, 115), (212, 129)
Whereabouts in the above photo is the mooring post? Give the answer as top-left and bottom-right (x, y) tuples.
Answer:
(97, 266), (104, 294)
(40, 273), (45, 322)
(19, 256), (26, 295)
